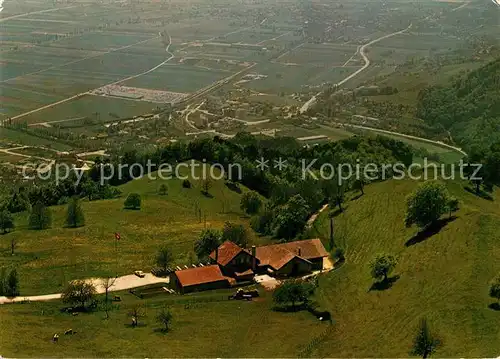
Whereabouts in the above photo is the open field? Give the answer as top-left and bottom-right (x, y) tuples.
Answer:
(0, 289), (327, 357)
(19, 95), (159, 125)
(277, 43), (360, 66)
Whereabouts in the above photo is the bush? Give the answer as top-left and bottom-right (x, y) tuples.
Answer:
(182, 179), (192, 189)
(240, 191), (262, 215)
(158, 184), (168, 195)
(124, 193), (141, 210)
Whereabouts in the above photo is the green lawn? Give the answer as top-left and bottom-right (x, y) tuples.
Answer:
(306, 177), (500, 357)
(0, 289), (327, 357)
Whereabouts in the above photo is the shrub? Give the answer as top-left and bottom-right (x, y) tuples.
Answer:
(124, 193), (141, 210)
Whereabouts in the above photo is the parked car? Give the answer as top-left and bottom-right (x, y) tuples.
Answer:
(134, 270), (145, 278)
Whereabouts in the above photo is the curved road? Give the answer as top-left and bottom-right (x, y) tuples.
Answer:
(300, 23), (413, 113)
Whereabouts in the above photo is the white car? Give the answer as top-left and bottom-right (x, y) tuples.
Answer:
(134, 270), (145, 278)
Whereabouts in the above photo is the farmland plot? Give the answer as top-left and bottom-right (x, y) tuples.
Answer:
(123, 64), (234, 93)
(278, 43), (360, 66)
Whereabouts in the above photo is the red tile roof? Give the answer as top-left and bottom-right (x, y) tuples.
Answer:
(255, 239), (328, 270)
(174, 265), (228, 287)
(209, 241), (247, 266)
(279, 239), (329, 259)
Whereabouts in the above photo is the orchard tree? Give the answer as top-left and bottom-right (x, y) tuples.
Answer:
(240, 191), (262, 215)
(0, 210), (14, 234)
(61, 280), (97, 309)
(405, 181), (450, 229)
(156, 307), (173, 332)
(201, 177), (212, 195)
(28, 201), (52, 230)
(124, 193), (141, 210)
(221, 222), (248, 247)
(156, 247), (174, 274)
(411, 318), (440, 358)
(194, 228), (222, 259)
(65, 196), (85, 228)
(273, 280), (315, 310)
(370, 254), (397, 282)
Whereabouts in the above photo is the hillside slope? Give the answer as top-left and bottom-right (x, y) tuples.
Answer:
(417, 58), (500, 149)
(308, 177), (500, 356)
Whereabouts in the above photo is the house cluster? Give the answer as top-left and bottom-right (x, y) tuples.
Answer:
(170, 239), (329, 294)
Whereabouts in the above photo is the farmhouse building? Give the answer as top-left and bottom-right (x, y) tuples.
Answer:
(209, 241), (259, 281)
(254, 239), (329, 276)
(170, 265), (232, 294)
(172, 239), (329, 294)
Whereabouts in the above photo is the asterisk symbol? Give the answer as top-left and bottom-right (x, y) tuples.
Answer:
(255, 157), (269, 171)
(273, 157), (288, 171)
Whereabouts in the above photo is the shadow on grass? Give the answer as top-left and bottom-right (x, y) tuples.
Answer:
(369, 275), (400, 292)
(201, 191), (214, 198)
(350, 193), (364, 202)
(405, 217), (457, 247)
(464, 186), (494, 201)
(124, 323), (147, 328)
(328, 207), (345, 218)
(153, 327), (171, 334)
(273, 303), (308, 313)
(488, 303), (500, 311)
(225, 181), (241, 194)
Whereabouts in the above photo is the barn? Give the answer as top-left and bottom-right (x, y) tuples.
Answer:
(170, 265), (231, 294)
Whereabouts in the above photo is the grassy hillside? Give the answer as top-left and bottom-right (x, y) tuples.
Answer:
(0, 164), (265, 295)
(307, 177), (500, 356)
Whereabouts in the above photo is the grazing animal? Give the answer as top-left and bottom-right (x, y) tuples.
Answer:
(52, 334), (59, 342)
(64, 329), (74, 335)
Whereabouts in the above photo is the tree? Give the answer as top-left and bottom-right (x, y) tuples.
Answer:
(353, 178), (366, 196)
(61, 280), (97, 309)
(182, 179), (192, 188)
(272, 195), (310, 240)
(124, 193), (141, 210)
(370, 254), (397, 282)
(221, 222), (248, 247)
(405, 181), (450, 229)
(101, 277), (116, 319)
(240, 191), (262, 215)
(411, 318), (440, 358)
(5, 268), (19, 297)
(158, 183), (168, 195)
(0, 210), (14, 234)
(194, 228), (222, 259)
(156, 247), (174, 274)
(489, 274), (500, 304)
(28, 201), (51, 230)
(65, 196), (85, 228)
(447, 197), (459, 218)
(128, 304), (145, 327)
(273, 280), (315, 310)
(82, 180), (98, 201)
(156, 307), (173, 332)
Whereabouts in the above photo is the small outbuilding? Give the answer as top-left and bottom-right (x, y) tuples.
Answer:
(170, 265), (230, 294)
